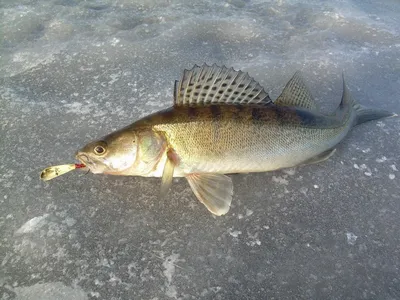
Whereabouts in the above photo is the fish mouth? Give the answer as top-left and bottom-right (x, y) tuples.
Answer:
(76, 153), (94, 170)
(76, 152), (108, 174)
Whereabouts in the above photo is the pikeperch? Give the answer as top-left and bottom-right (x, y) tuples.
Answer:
(75, 64), (396, 216)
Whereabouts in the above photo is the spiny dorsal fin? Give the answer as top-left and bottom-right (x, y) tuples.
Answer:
(174, 64), (272, 106)
(274, 71), (318, 111)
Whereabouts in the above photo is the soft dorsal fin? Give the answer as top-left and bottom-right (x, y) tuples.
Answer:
(174, 64), (272, 106)
(274, 71), (318, 111)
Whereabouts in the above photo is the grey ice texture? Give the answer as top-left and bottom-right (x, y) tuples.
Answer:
(1, 0), (399, 299)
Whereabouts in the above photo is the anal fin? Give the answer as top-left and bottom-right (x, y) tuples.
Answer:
(186, 173), (233, 216)
(300, 148), (336, 166)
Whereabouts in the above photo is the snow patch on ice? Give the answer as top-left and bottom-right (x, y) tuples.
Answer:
(16, 214), (49, 234)
(283, 168), (296, 176)
(229, 228), (242, 238)
(272, 175), (289, 185)
(163, 253), (181, 299)
(346, 232), (358, 245)
(13, 282), (88, 300)
(376, 156), (387, 163)
(64, 102), (95, 115)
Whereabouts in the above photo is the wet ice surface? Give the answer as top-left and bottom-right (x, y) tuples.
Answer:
(1, 0), (400, 299)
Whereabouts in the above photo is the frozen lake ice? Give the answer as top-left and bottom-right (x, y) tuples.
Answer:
(1, 0), (399, 299)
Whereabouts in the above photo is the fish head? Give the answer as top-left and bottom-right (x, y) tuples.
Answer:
(75, 128), (138, 175)
(76, 128), (166, 176)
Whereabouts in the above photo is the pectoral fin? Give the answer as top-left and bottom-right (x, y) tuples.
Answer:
(160, 149), (179, 196)
(160, 159), (175, 196)
(186, 173), (233, 216)
(300, 148), (336, 166)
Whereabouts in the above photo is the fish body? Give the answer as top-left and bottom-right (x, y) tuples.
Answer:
(134, 103), (351, 177)
(76, 64), (395, 215)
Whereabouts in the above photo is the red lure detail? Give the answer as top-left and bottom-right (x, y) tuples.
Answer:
(74, 163), (86, 169)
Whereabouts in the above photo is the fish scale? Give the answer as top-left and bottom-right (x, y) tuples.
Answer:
(150, 105), (348, 175)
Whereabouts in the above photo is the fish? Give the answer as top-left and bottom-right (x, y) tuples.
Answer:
(75, 64), (396, 216)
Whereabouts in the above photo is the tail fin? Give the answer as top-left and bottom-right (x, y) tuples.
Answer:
(353, 104), (397, 126)
(339, 74), (397, 126)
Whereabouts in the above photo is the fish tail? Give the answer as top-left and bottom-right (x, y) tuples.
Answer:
(353, 104), (396, 126)
(338, 73), (397, 126)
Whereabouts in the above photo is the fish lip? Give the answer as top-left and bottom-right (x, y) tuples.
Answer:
(76, 153), (92, 167)
(76, 152), (106, 174)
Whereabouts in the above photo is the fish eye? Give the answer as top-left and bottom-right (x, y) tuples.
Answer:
(93, 142), (107, 155)
(94, 146), (105, 155)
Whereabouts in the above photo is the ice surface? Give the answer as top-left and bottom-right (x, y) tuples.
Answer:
(1, 0), (399, 299)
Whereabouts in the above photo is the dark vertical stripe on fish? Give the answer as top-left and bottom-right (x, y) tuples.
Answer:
(210, 105), (221, 142)
(296, 109), (318, 127)
(275, 106), (285, 125)
(187, 106), (197, 120)
(232, 105), (244, 121)
(251, 107), (263, 124)
(210, 105), (222, 120)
